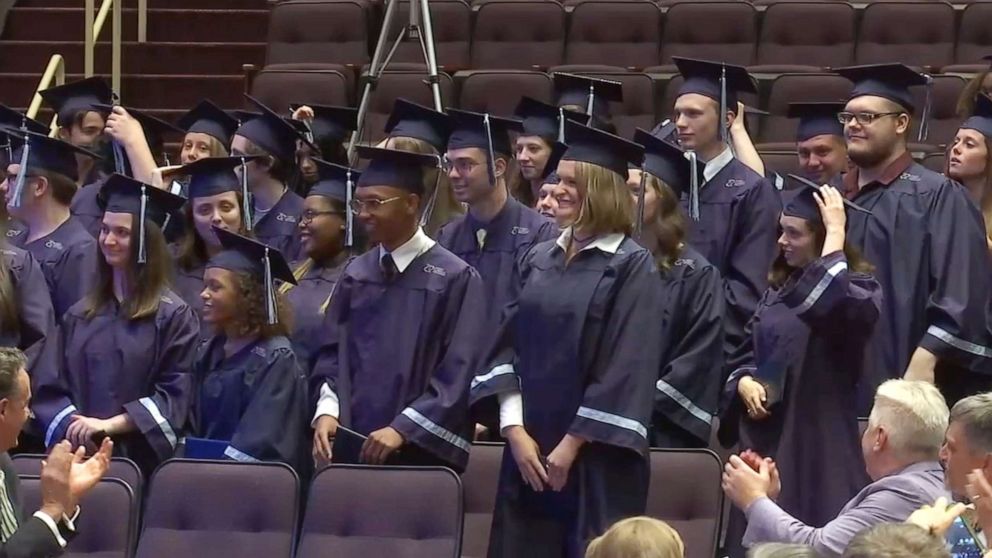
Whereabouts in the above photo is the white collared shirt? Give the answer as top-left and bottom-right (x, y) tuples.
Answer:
(379, 227), (436, 273)
(554, 228), (625, 255)
(701, 146), (734, 183)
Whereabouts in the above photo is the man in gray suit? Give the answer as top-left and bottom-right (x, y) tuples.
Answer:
(723, 380), (950, 557)
(0, 347), (112, 557)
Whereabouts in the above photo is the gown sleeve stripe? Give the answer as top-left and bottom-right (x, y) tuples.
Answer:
(576, 406), (648, 439)
(727, 366), (758, 385)
(137, 397), (178, 449)
(471, 363), (515, 391)
(655, 379), (713, 426)
(223, 445), (261, 463)
(925, 325), (992, 358)
(312, 382), (340, 426)
(45, 404), (77, 447)
(400, 408), (471, 453)
(795, 260), (848, 313)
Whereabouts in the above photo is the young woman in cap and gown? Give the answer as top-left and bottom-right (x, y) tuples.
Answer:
(289, 103), (355, 194)
(33, 174), (199, 475)
(946, 93), (992, 252)
(471, 121), (664, 557)
(187, 229), (308, 471)
(630, 129), (725, 450)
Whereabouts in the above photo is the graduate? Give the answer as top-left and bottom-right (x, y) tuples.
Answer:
(437, 108), (557, 338)
(176, 100), (238, 165)
(0, 243), (55, 377)
(535, 143), (568, 223)
(553, 73), (623, 134)
(230, 95), (306, 259)
(189, 228), (309, 470)
(831, 63), (992, 405)
(510, 97), (585, 206)
(671, 57), (781, 364)
(471, 121), (663, 557)
(172, 157), (256, 335)
(310, 146), (485, 472)
(767, 102), (850, 192)
(32, 174), (198, 475)
(38, 77), (113, 187)
(2, 129), (100, 320)
(289, 103), (355, 191)
(946, 93), (992, 248)
(630, 129), (725, 449)
(282, 158), (353, 368)
(721, 184), (881, 554)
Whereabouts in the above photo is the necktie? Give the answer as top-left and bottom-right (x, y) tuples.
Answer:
(382, 253), (399, 283)
(0, 470), (19, 542)
(476, 228), (487, 250)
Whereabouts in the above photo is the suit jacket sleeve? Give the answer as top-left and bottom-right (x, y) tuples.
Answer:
(0, 455), (66, 558)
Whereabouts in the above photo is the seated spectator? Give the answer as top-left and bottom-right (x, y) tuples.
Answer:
(841, 523), (949, 558)
(585, 517), (684, 558)
(723, 379), (950, 557)
(747, 543), (821, 558)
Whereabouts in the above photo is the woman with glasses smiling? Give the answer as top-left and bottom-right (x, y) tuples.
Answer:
(282, 159), (356, 369)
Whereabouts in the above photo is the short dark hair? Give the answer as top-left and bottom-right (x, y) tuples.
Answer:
(0, 348), (26, 400)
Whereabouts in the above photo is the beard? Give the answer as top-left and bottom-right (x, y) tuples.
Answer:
(846, 140), (893, 169)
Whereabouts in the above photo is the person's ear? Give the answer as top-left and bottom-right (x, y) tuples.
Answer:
(32, 176), (49, 199)
(494, 156), (508, 179)
(406, 193), (420, 217)
(895, 113), (911, 135)
(57, 127), (71, 141)
(0, 397), (10, 420)
(874, 427), (888, 452)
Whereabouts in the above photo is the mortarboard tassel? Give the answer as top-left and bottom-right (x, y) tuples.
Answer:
(345, 169), (354, 249)
(240, 157), (253, 232)
(918, 74), (934, 143)
(138, 185), (148, 264)
(688, 150), (700, 221)
(418, 157), (443, 230)
(112, 140), (127, 175)
(586, 83), (596, 118)
(719, 66), (728, 144)
(263, 247), (277, 325)
(2, 142), (10, 163)
(483, 113), (497, 187)
(557, 108), (566, 143)
(634, 165), (647, 239)
(10, 132), (29, 209)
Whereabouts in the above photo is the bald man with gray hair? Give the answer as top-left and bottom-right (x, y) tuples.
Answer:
(723, 380), (950, 557)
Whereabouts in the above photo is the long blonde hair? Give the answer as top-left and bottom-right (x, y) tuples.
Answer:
(585, 517), (685, 558)
(573, 161), (634, 237)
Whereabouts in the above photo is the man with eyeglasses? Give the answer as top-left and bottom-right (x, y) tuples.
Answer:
(310, 145), (485, 473)
(437, 108), (557, 341)
(832, 63), (992, 408)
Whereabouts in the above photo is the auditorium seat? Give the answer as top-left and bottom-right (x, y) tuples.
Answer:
(471, 1), (567, 70)
(647, 449), (723, 558)
(391, 0), (472, 70)
(564, 1), (662, 70)
(657, 2), (758, 70)
(250, 66), (353, 111)
(21, 476), (137, 558)
(759, 150), (802, 178)
(360, 69), (455, 144)
(135, 460), (298, 558)
(296, 465), (463, 558)
(655, 0), (746, 7)
(943, 4), (992, 74)
(759, 73), (852, 146)
(750, 2), (855, 74)
(855, 2), (956, 71)
(265, 0), (371, 67)
(921, 152), (947, 173)
(908, 74), (965, 146)
(461, 443), (504, 558)
(457, 70), (554, 116)
(548, 69), (657, 138)
(12, 454), (144, 505)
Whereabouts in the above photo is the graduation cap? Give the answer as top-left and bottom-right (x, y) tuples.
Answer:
(634, 127), (705, 222)
(94, 104), (181, 149)
(553, 73), (623, 122)
(649, 119), (677, 144)
(176, 155), (261, 233)
(235, 95), (302, 163)
(514, 96), (586, 143)
(561, 120), (643, 181)
(835, 63), (933, 140)
(290, 104), (357, 145)
(541, 141), (568, 185)
(673, 57), (757, 144)
(98, 173), (186, 262)
(1, 127), (100, 207)
(231, 109), (261, 126)
(787, 102), (845, 142)
(961, 93), (992, 139)
(384, 99), (451, 153)
(0, 105), (48, 163)
(355, 145), (440, 195)
(310, 159), (359, 248)
(38, 77), (114, 128)
(209, 227), (297, 325)
(177, 100), (240, 147)
(446, 108), (524, 186)
(785, 173), (872, 220)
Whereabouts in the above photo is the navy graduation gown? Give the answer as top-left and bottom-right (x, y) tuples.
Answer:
(285, 258), (346, 369)
(192, 335), (309, 471)
(33, 289), (199, 474)
(723, 251), (879, 528)
(436, 198), (557, 337)
(837, 157), (992, 404)
(69, 181), (103, 239)
(310, 244), (485, 472)
(0, 246), (56, 375)
(253, 190), (304, 262)
(471, 235), (664, 557)
(682, 158), (781, 362)
(652, 246), (725, 447)
(7, 217), (98, 321)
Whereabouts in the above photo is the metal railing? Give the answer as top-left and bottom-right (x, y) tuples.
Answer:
(84, 0), (148, 95)
(25, 55), (66, 137)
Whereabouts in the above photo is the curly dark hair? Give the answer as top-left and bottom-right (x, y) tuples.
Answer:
(226, 270), (292, 340)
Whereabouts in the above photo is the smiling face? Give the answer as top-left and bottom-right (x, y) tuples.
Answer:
(516, 136), (552, 182)
(200, 266), (239, 327)
(553, 159), (582, 228)
(535, 181), (558, 219)
(843, 96), (909, 169)
(797, 134), (848, 184)
(299, 195), (345, 261)
(99, 211), (134, 270)
(777, 214), (818, 269)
